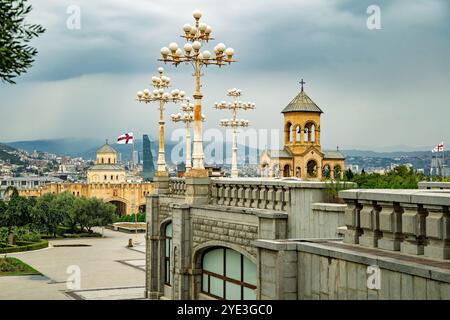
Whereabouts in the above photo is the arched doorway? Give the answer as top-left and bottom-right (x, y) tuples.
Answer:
(283, 164), (291, 177)
(307, 160), (318, 178)
(334, 164), (342, 179)
(139, 204), (146, 213)
(109, 200), (127, 217)
(201, 247), (256, 300)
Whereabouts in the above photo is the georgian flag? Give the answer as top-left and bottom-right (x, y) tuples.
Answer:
(437, 142), (444, 152)
(117, 132), (134, 144)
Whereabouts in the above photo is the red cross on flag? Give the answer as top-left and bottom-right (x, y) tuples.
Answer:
(117, 132), (134, 144)
(437, 142), (444, 152)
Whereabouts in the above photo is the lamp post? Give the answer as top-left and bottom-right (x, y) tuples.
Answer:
(159, 9), (236, 175)
(136, 67), (187, 176)
(171, 99), (206, 173)
(215, 88), (255, 178)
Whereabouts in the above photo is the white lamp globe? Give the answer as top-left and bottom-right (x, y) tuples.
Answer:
(158, 88), (164, 94)
(153, 89), (159, 95)
(202, 50), (211, 59)
(190, 26), (198, 35)
(158, 67), (164, 73)
(216, 43), (226, 52)
(205, 25), (212, 34)
(193, 9), (202, 19)
(171, 89), (180, 96)
(137, 91), (143, 97)
(168, 42), (179, 51)
(160, 47), (170, 56)
(192, 41), (202, 50)
(225, 47), (234, 56)
(184, 43), (193, 52)
(179, 90), (185, 97)
(163, 92), (170, 99)
(143, 89), (150, 95)
(175, 48), (183, 57)
(183, 24), (192, 32)
(198, 23), (207, 32)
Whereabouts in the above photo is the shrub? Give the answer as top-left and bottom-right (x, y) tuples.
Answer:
(16, 226), (41, 242)
(0, 239), (48, 254)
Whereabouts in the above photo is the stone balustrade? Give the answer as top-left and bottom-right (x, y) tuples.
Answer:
(339, 189), (450, 260)
(210, 178), (292, 211)
(168, 177), (186, 196)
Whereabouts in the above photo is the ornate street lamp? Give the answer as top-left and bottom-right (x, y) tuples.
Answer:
(171, 99), (206, 173)
(215, 88), (255, 178)
(159, 9), (236, 175)
(136, 67), (187, 176)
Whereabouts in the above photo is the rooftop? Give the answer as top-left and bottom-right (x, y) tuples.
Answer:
(281, 88), (323, 114)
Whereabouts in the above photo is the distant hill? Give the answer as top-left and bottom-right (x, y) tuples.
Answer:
(341, 149), (433, 159)
(0, 143), (24, 165)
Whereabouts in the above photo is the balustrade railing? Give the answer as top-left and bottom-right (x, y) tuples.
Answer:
(169, 177), (186, 196)
(210, 178), (291, 211)
(340, 189), (450, 260)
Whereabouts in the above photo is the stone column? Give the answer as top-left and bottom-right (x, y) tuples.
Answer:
(358, 200), (382, 248)
(343, 199), (363, 244)
(401, 204), (427, 255)
(424, 205), (450, 259)
(153, 176), (170, 195)
(378, 202), (404, 251)
(171, 203), (192, 300)
(145, 195), (163, 299)
(184, 176), (210, 205)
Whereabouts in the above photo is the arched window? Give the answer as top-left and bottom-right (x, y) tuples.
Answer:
(164, 223), (173, 286)
(285, 122), (292, 144)
(310, 124), (315, 143)
(323, 164), (331, 179)
(307, 160), (318, 177)
(104, 175), (107, 180)
(101, 158), (104, 164)
(108, 158), (111, 164)
(116, 175), (118, 180)
(201, 247), (256, 300)
(111, 175), (113, 180)
(304, 127), (309, 142)
(295, 125), (301, 143)
(283, 164), (290, 177)
(334, 164), (342, 179)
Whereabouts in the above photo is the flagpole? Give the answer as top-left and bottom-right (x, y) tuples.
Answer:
(442, 141), (445, 178)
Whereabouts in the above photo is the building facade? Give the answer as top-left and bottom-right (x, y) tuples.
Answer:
(260, 84), (345, 179)
(19, 143), (153, 216)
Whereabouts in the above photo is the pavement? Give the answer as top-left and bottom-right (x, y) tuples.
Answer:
(0, 228), (147, 300)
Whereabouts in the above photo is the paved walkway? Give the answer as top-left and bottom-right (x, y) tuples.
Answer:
(0, 229), (146, 300)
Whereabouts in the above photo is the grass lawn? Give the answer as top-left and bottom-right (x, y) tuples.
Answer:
(0, 257), (41, 277)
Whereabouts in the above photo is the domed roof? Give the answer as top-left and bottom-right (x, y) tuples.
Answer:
(96, 142), (117, 154)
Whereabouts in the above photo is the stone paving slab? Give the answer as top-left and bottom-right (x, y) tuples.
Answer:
(66, 286), (145, 300)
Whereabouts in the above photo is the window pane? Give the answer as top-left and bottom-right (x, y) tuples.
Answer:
(203, 249), (224, 274)
(165, 239), (170, 257)
(202, 274), (209, 293)
(210, 276), (224, 298)
(225, 281), (241, 300)
(225, 249), (241, 281)
(243, 256), (257, 286)
(243, 287), (256, 300)
(165, 223), (172, 237)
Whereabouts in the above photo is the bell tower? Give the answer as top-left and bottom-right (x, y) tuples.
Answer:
(282, 79), (322, 155)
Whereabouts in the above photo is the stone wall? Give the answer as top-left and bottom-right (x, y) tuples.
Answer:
(310, 203), (346, 238)
(254, 239), (450, 300)
(191, 206), (259, 257)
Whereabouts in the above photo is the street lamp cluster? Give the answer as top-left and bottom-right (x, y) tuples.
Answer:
(136, 9), (254, 178)
(136, 67), (187, 175)
(158, 9), (236, 173)
(215, 88), (256, 178)
(171, 100), (206, 173)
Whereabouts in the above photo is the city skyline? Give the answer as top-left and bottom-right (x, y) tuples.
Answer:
(1, 0), (449, 150)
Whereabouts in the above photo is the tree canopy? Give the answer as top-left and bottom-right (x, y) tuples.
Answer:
(0, 0), (45, 84)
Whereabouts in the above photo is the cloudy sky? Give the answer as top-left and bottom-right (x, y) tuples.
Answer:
(1, 0), (449, 151)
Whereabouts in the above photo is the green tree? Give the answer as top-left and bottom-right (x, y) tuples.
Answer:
(31, 193), (64, 237)
(76, 197), (115, 233)
(0, 192), (32, 241)
(0, 0), (45, 84)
